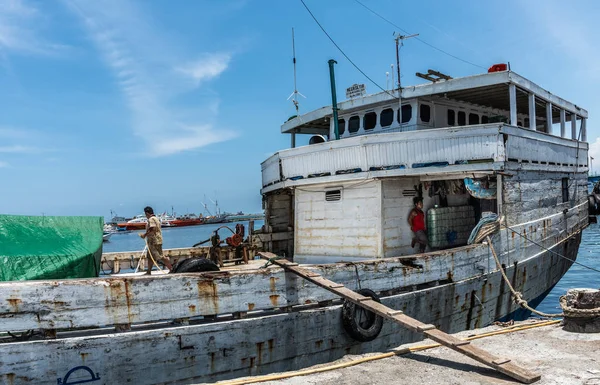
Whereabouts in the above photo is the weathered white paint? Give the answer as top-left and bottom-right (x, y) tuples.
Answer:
(571, 114), (577, 140)
(560, 109), (566, 138)
(263, 124), (587, 192)
(582, 118), (587, 142)
(509, 83), (517, 126)
(282, 71), (587, 135)
(294, 181), (382, 259)
(381, 178), (421, 257)
(0, 234), (579, 385)
(528, 93), (536, 131)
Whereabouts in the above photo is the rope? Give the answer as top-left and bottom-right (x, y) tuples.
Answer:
(144, 240), (166, 274)
(468, 214), (500, 244)
(502, 223), (600, 274)
(486, 236), (564, 318)
(559, 296), (600, 318)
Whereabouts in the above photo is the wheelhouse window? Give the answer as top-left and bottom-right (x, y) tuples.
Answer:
(380, 108), (394, 127)
(420, 104), (431, 123)
(398, 104), (412, 124)
(364, 112), (377, 131)
(348, 116), (360, 133)
(458, 111), (466, 126)
(338, 119), (345, 135)
(447, 109), (455, 126)
(469, 113), (479, 125)
(481, 115), (489, 124)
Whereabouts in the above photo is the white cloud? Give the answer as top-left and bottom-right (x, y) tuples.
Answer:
(0, 145), (40, 153)
(177, 53), (232, 85)
(66, 0), (237, 156)
(0, 0), (67, 55)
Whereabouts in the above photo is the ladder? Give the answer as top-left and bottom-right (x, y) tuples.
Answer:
(258, 252), (540, 384)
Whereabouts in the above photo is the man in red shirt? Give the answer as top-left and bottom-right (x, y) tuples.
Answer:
(408, 197), (427, 253)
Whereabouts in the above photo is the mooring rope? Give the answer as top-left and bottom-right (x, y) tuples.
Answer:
(485, 236), (564, 318)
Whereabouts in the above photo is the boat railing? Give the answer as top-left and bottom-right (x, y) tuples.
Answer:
(262, 123), (588, 190)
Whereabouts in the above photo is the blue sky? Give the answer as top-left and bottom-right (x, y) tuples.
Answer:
(1, 0), (599, 219)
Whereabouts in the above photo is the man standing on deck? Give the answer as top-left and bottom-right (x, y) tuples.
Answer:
(139, 206), (173, 274)
(408, 197), (428, 253)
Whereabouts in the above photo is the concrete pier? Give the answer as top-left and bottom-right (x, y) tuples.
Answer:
(220, 320), (600, 385)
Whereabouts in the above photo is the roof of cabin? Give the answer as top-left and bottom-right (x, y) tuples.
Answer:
(281, 70), (588, 135)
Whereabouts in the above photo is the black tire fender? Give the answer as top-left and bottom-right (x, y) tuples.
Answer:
(171, 257), (220, 274)
(341, 288), (384, 342)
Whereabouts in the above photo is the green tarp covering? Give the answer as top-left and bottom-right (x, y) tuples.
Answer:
(0, 215), (103, 282)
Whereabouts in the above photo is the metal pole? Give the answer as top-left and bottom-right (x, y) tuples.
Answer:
(328, 59), (340, 140)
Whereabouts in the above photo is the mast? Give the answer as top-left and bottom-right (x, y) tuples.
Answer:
(287, 27), (306, 148)
(394, 33), (418, 124)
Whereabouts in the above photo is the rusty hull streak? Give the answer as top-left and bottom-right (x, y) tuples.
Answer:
(269, 295), (279, 307)
(247, 303), (255, 311)
(6, 298), (21, 312)
(197, 279), (219, 314)
(269, 277), (277, 293)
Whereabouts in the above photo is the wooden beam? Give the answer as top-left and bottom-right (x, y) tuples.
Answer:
(258, 252), (541, 384)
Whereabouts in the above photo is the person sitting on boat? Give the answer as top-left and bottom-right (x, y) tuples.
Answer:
(408, 197), (428, 253)
(139, 206), (173, 274)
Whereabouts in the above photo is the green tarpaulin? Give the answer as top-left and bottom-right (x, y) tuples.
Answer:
(0, 215), (103, 282)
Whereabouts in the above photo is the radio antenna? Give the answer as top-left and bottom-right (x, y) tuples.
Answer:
(287, 27), (306, 115)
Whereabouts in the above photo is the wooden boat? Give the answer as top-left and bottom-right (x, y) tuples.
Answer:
(0, 68), (596, 384)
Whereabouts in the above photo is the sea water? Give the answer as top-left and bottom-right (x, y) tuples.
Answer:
(103, 219), (599, 315)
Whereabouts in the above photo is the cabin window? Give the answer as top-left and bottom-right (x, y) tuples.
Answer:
(469, 113), (479, 125)
(325, 190), (342, 202)
(348, 116), (360, 133)
(420, 104), (431, 123)
(562, 178), (569, 203)
(524, 118), (530, 128)
(338, 119), (345, 135)
(380, 108), (394, 127)
(458, 111), (466, 126)
(481, 115), (489, 124)
(447, 109), (455, 126)
(398, 104), (412, 124)
(364, 112), (377, 131)
(518, 121), (523, 127)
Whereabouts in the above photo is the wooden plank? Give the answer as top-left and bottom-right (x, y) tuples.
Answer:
(259, 252), (541, 384)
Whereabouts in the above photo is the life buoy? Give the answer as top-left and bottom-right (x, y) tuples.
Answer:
(341, 288), (384, 342)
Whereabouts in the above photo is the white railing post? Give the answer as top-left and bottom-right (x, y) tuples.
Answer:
(509, 84), (517, 126)
(546, 102), (553, 134)
(571, 114), (577, 140)
(582, 118), (587, 142)
(528, 93), (536, 130)
(560, 109), (566, 138)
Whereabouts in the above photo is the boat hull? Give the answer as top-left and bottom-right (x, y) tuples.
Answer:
(0, 233), (579, 384)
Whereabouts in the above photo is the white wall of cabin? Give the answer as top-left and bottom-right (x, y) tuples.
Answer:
(381, 178), (433, 257)
(294, 181), (383, 262)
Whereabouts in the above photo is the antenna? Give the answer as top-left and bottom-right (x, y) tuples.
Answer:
(394, 33), (419, 91)
(287, 28), (306, 113)
(386, 71), (389, 90)
(390, 64), (394, 93)
(394, 33), (418, 124)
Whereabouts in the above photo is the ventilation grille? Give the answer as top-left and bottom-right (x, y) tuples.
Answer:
(325, 190), (342, 202)
(402, 189), (418, 197)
